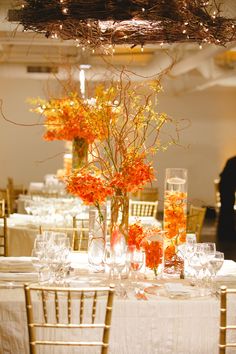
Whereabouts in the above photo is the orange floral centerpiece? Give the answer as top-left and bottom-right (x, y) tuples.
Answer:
(128, 222), (163, 277)
(30, 76), (179, 248)
(65, 78), (175, 243)
(29, 91), (114, 169)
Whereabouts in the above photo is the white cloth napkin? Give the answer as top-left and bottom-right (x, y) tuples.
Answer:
(164, 283), (191, 295)
(0, 272), (37, 282)
(0, 257), (34, 273)
(216, 260), (236, 281)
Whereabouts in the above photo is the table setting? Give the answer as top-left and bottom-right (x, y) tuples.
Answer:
(1, 221), (236, 354)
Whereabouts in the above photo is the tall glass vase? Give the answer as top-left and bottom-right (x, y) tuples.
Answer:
(163, 168), (187, 277)
(72, 137), (88, 170)
(110, 192), (129, 250)
(88, 204), (107, 272)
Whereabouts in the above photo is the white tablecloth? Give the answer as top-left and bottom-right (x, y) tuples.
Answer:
(0, 287), (222, 354)
(1, 258), (236, 353)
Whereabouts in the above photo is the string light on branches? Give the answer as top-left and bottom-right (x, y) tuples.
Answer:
(8, 0), (236, 50)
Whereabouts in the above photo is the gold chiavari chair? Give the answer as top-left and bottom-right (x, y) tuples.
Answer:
(72, 217), (89, 251)
(24, 284), (115, 354)
(129, 200), (158, 218)
(39, 225), (77, 249)
(6, 177), (27, 214)
(0, 215), (8, 256)
(129, 187), (158, 201)
(187, 205), (206, 242)
(219, 286), (236, 353)
(39, 219), (89, 252)
(0, 199), (5, 217)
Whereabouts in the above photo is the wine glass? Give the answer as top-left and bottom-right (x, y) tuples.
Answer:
(113, 247), (127, 298)
(209, 251), (224, 293)
(188, 244), (205, 286)
(209, 251), (224, 276)
(129, 247), (145, 287)
(104, 246), (115, 281)
(200, 243), (216, 286)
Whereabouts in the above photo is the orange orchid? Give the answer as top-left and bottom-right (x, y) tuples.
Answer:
(66, 173), (113, 205)
(29, 90), (116, 143)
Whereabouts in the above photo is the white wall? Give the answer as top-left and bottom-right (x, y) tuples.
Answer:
(0, 76), (235, 209)
(0, 78), (64, 188)
(156, 87), (236, 209)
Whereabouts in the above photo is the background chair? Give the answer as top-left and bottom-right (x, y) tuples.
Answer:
(219, 286), (236, 354)
(129, 200), (158, 218)
(72, 217), (89, 251)
(0, 199), (5, 217)
(39, 219), (89, 252)
(39, 224), (77, 250)
(129, 187), (158, 201)
(6, 177), (27, 214)
(24, 284), (115, 354)
(187, 205), (206, 242)
(0, 215), (8, 256)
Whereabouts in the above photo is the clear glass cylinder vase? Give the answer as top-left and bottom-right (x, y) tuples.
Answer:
(163, 168), (187, 277)
(88, 204), (107, 272)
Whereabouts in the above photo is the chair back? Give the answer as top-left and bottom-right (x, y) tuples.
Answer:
(6, 177), (26, 214)
(39, 219), (89, 252)
(214, 178), (221, 213)
(72, 217), (89, 251)
(0, 215), (8, 256)
(0, 199), (5, 217)
(130, 187), (158, 201)
(24, 284), (115, 354)
(39, 225), (77, 249)
(129, 200), (158, 217)
(187, 205), (206, 242)
(219, 286), (236, 354)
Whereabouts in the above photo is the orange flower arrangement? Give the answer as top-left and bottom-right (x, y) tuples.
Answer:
(29, 75), (179, 237)
(66, 173), (113, 206)
(29, 89), (116, 144)
(128, 223), (163, 275)
(110, 153), (155, 193)
(64, 78), (175, 236)
(127, 223), (146, 250)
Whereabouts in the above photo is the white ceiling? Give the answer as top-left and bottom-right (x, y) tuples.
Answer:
(0, 0), (236, 91)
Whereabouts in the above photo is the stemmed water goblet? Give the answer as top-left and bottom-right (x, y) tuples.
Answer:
(200, 243), (216, 286)
(188, 243), (208, 286)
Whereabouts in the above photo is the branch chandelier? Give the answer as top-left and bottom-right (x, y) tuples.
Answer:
(8, 0), (236, 51)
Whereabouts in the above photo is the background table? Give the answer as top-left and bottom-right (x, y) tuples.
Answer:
(1, 213), (161, 256)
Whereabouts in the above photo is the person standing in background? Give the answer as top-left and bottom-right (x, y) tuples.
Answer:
(217, 156), (236, 242)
